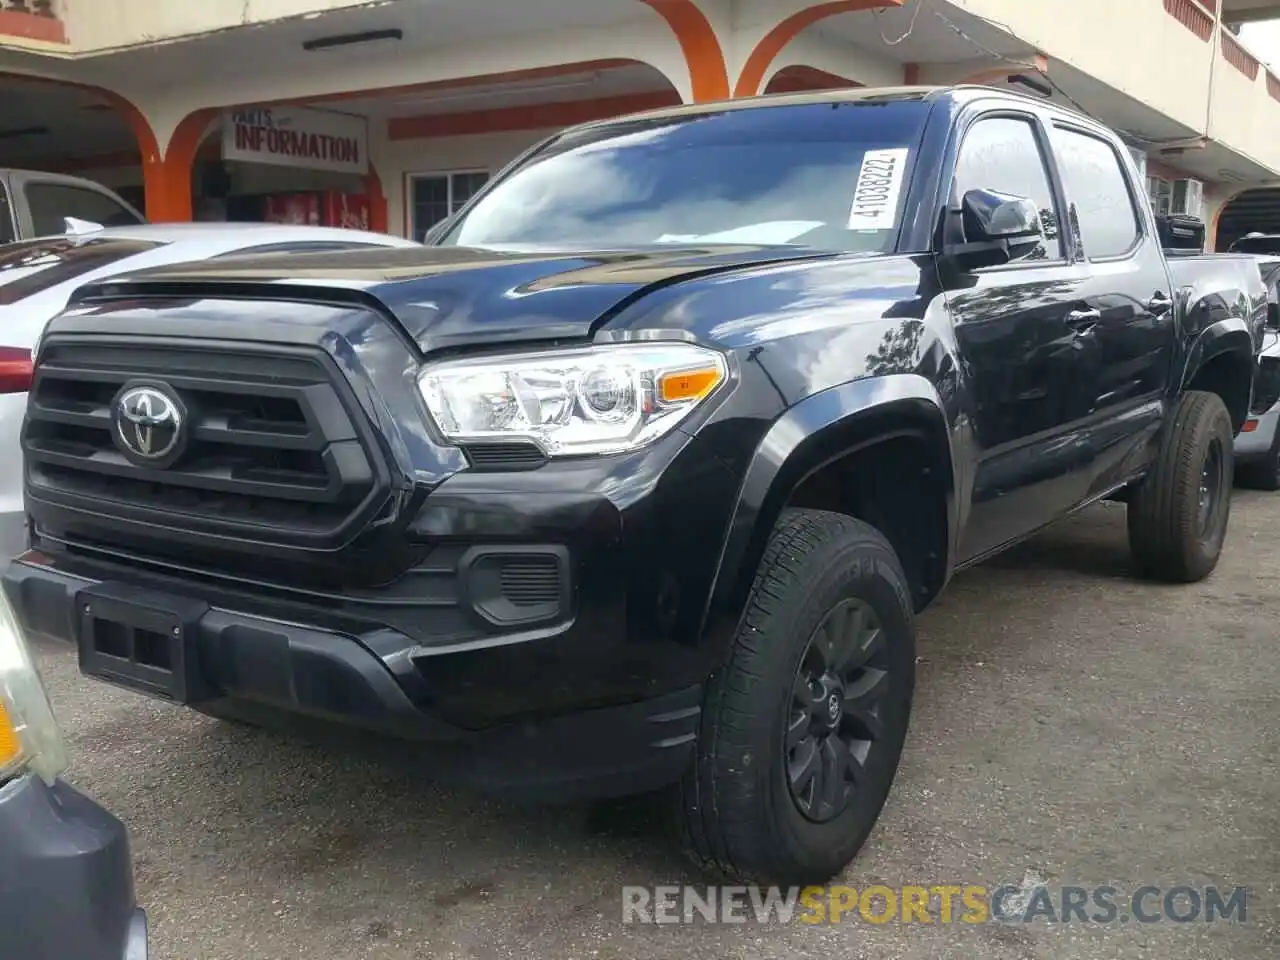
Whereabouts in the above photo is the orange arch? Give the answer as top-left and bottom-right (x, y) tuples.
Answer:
(638, 0), (730, 101)
(146, 107), (218, 223)
(734, 0), (903, 97)
(364, 167), (389, 234)
(1210, 185), (1265, 252)
(161, 106), (389, 229)
(0, 72), (183, 222)
(0, 72), (159, 161)
(765, 65), (861, 94)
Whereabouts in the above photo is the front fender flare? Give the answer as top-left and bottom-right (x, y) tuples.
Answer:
(701, 373), (959, 645)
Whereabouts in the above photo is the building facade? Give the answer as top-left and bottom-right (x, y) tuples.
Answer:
(1, 0), (1279, 248)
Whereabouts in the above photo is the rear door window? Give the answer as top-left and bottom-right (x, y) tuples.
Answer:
(25, 182), (143, 237)
(0, 238), (163, 305)
(1051, 126), (1142, 259)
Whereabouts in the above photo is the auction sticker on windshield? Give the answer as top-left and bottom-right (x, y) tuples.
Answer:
(847, 148), (910, 231)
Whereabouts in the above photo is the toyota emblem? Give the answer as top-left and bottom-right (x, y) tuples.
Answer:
(114, 385), (184, 463)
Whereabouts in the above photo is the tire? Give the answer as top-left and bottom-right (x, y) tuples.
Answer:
(1127, 390), (1234, 582)
(672, 508), (916, 884)
(1235, 420), (1280, 491)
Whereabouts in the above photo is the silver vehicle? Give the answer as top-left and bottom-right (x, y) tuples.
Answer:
(1235, 255), (1280, 488)
(0, 169), (144, 243)
(0, 222), (420, 560)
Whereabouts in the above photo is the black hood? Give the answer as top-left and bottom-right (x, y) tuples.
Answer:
(76, 244), (833, 353)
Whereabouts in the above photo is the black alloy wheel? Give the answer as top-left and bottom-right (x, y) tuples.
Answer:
(786, 599), (889, 823)
(1197, 437), (1226, 537)
(1128, 390), (1235, 583)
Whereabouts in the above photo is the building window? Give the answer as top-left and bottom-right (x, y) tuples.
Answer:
(1148, 177), (1174, 218)
(408, 170), (489, 241)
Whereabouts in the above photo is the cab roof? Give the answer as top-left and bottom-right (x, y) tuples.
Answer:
(577, 84), (1066, 130)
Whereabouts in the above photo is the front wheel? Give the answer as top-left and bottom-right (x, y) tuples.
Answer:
(672, 509), (916, 884)
(1128, 390), (1234, 582)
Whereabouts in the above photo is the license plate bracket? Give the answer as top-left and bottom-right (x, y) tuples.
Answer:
(74, 583), (211, 703)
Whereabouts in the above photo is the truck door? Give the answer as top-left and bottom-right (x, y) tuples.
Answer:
(1048, 123), (1175, 499)
(940, 112), (1097, 563)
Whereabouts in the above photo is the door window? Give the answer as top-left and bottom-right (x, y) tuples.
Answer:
(1052, 127), (1142, 259)
(953, 116), (1062, 261)
(24, 182), (142, 238)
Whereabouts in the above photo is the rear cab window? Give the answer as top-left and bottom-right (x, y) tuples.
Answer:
(0, 238), (164, 306)
(24, 182), (143, 238)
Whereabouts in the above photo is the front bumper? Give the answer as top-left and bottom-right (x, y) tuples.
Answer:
(0, 773), (147, 960)
(3, 556), (702, 800)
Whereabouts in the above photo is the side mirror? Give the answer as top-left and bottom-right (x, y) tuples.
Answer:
(1267, 301), (1280, 331)
(945, 188), (1045, 270)
(421, 217), (454, 245)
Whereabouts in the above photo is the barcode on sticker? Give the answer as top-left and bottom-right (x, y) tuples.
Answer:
(847, 148), (910, 231)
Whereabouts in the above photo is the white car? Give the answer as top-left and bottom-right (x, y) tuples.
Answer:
(0, 222), (419, 560)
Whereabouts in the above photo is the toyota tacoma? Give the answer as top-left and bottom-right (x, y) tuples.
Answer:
(4, 86), (1266, 883)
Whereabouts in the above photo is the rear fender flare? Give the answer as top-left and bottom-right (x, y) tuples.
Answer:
(1181, 317), (1255, 386)
(1180, 318), (1257, 432)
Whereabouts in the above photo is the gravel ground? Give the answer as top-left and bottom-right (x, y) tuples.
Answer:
(33, 494), (1280, 959)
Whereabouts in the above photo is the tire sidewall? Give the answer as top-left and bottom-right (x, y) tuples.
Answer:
(1195, 404), (1234, 568)
(744, 535), (916, 877)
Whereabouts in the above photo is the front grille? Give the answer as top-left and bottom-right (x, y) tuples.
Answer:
(1252, 356), (1280, 414)
(25, 339), (388, 550)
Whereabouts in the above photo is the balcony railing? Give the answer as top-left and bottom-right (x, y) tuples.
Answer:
(1164, 0), (1216, 41)
(0, 0), (66, 43)
(1222, 31), (1261, 79)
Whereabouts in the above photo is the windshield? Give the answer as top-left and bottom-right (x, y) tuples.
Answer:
(442, 98), (932, 254)
(0, 237), (163, 306)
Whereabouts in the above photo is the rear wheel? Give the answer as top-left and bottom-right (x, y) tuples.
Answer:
(672, 509), (915, 884)
(1128, 390), (1234, 582)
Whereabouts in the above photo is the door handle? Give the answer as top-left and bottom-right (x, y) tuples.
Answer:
(1147, 292), (1174, 315)
(1067, 308), (1102, 331)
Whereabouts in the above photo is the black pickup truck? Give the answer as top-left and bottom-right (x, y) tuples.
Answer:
(4, 85), (1266, 884)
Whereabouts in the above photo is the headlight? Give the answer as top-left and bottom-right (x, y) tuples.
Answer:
(0, 592), (66, 786)
(418, 342), (727, 456)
